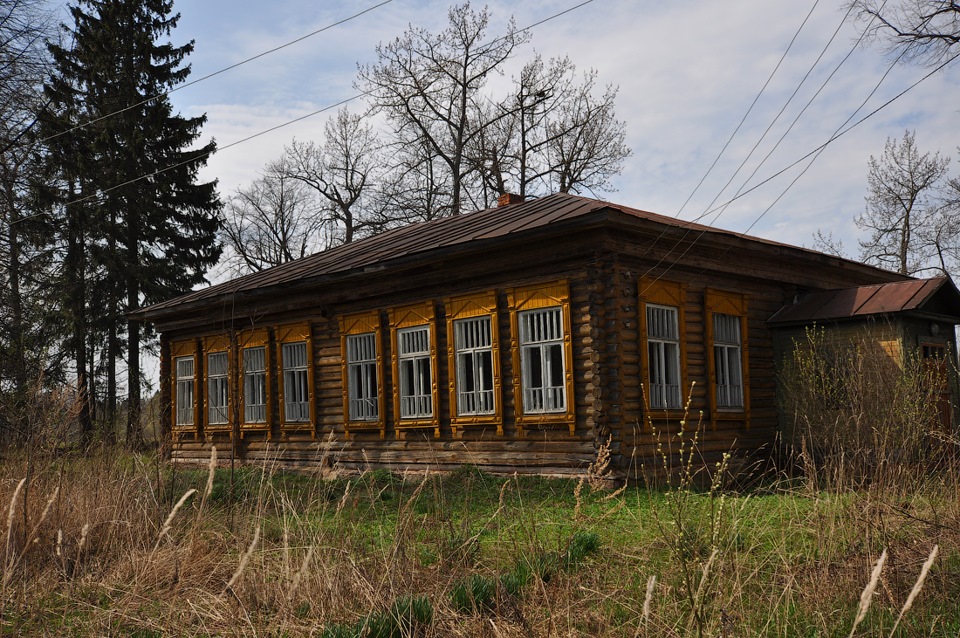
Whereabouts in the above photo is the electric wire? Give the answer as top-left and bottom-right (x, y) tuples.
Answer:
(37, 0), (395, 145)
(672, 0), (821, 220)
(51, 0), (601, 211)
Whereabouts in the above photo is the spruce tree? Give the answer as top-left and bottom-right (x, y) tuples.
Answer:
(41, 0), (221, 447)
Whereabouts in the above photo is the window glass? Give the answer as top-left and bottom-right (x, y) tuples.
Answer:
(518, 307), (566, 413)
(207, 352), (229, 424)
(282, 341), (310, 422)
(346, 333), (378, 421)
(713, 313), (743, 408)
(243, 346), (267, 423)
(175, 356), (194, 426)
(647, 304), (681, 409)
(398, 325), (432, 418)
(454, 316), (495, 415)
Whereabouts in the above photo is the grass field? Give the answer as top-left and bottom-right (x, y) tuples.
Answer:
(0, 439), (957, 637)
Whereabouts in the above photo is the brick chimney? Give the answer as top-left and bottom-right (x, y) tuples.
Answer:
(497, 193), (524, 208)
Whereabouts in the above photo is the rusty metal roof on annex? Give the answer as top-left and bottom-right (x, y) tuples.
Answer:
(768, 276), (956, 324)
(134, 192), (886, 319)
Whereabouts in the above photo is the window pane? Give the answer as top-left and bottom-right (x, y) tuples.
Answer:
(347, 333), (378, 421)
(518, 306), (567, 415)
(282, 341), (310, 422)
(242, 347), (267, 423)
(398, 325), (433, 419)
(207, 352), (228, 425)
(454, 316), (495, 416)
(175, 356), (195, 426)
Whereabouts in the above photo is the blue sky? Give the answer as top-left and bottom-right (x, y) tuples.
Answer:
(56, 0), (960, 257)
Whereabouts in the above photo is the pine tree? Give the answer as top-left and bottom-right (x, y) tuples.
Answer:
(40, 0), (221, 447)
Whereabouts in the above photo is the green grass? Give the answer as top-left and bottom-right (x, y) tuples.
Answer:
(1, 453), (958, 637)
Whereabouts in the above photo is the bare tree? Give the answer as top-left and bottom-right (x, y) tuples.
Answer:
(221, 159), (328, 275)
(856, 130), (952, 275)
(469, 55), (631, 201)
(357, 3), (529, 217)
(850, 0), (960, 64)
(282, 108), (385, 244)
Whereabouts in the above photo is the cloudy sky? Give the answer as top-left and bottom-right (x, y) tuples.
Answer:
(62, 0), (960, 257)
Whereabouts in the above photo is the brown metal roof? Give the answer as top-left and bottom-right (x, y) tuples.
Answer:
(132, 192), (903, 321)
(768, 276), (959, 324)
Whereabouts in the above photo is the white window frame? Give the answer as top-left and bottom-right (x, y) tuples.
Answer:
(518, 306), (567, 414)
(175, 356), (195, 426)
(282, 341), (311, 422)
(453, 316), (495, 416)
(713, 313), (743, 409)
(206, 351), (229, 425)
(242, 346), (267, 424)
(346, 332), (379, 421)
(398, 325), (433, 419)
(647, 304), (682, 410)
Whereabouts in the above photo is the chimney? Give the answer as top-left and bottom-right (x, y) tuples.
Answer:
(497, 193), (524, 208)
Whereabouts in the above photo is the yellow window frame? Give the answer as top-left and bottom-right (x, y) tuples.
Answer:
(237, 328), (272, 438)
(340, 311), (386, 439)
(389, 302), (440, 438)
(170, 339), (199, 438)
(276, 322), (316, 436)
(507, 280), (576, 436)
(445, 291), (503, 436)
(639, 277), (689, 428)
(705, 289), (750, 428)
(202, 335), (234, 436)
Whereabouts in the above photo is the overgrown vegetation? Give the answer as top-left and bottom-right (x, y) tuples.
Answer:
(0, 427), (957, 636)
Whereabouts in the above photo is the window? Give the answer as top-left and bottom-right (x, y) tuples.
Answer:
(639, 277), (688, 421)
(508, 281), (575, 435)
(712, 314), (743, 408)
(445, 291), (502, 435)
(389, 302), (439, 437)
(519, 307), (566, 413)
(277, 323), (315, 432)
(207, 351), (229, 425)
(282, 342), (310, 421)
(705, 289), (749, 423)
(170, 339), (199, 435)
(398, 325), (433, 418)
(454, 317), (495, 415)
(341, 311), (385, 438)
(647, 304), (682, 409)
(202, 335), (232, 432)
(175, 355), (195, 427)
(243, 347), (267, 423)
(238, 328), (271, 436)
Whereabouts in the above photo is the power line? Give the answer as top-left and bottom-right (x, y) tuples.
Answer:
(672, 0), (822, 220)
(50, 0), (601, 212)
(38, 0), (394, 146)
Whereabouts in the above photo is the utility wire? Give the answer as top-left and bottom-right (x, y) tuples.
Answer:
(672, 0), (821, 220)
(38, 0), (395, 145)
(49, 0), (600, 212)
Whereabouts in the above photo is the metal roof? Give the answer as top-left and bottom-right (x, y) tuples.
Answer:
(767, 276), (960, 324)
(133, 192), (902, 320)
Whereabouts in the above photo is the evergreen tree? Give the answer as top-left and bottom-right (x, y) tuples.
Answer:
(40, 0), (221, 447)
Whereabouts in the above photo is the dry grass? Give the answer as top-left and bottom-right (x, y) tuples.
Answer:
(0, 433), (955, 637)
